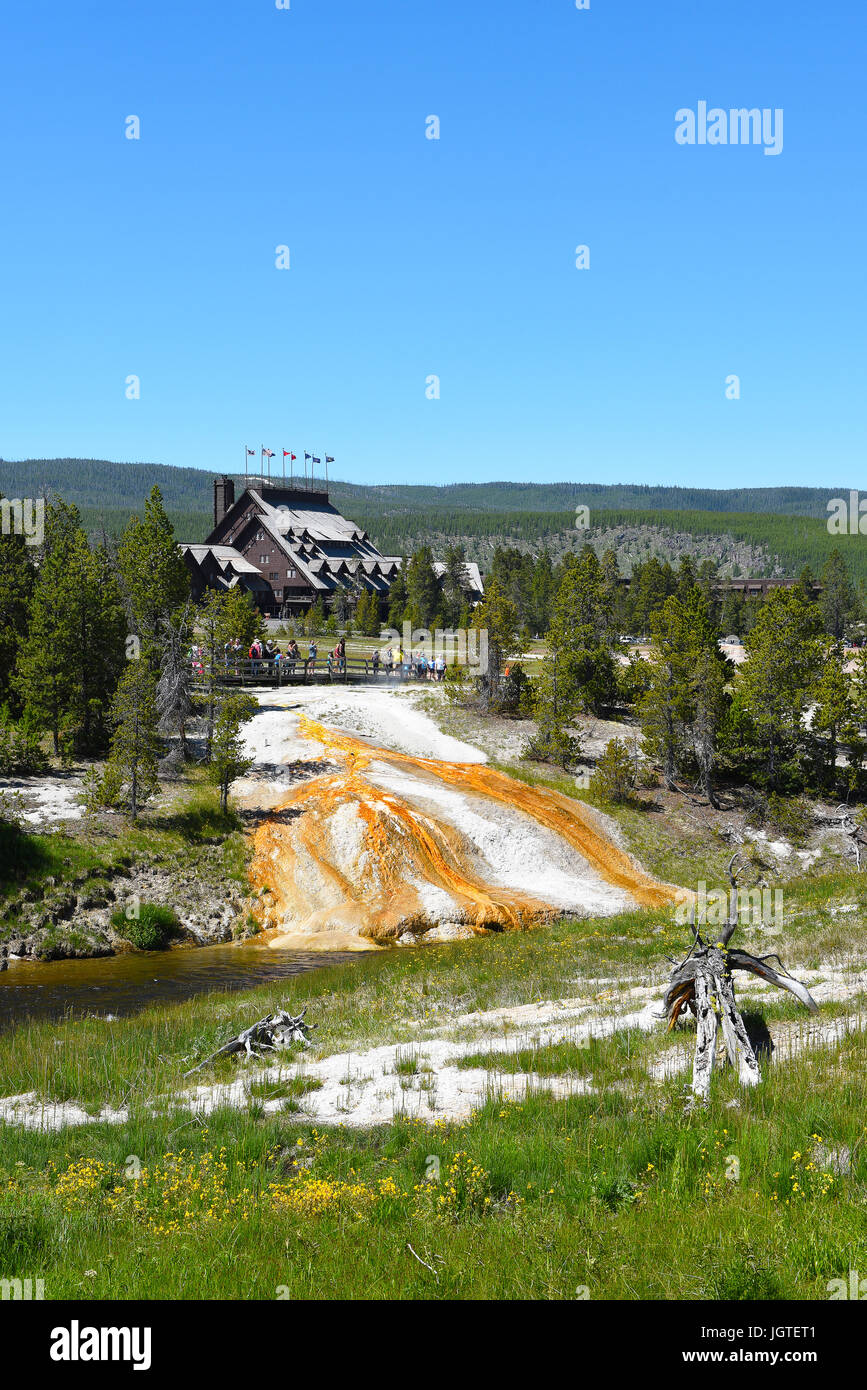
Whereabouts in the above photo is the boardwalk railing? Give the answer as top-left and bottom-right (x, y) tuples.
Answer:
(190, 657), (444, 689)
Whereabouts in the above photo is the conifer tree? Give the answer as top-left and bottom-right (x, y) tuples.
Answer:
(118, 485), (190, 667)
(0, 505), (35, 715)
(108, 660), (161, 820)
(157, 604), (195, 759)
(639, 588), (728, 799)
(471, 578), (518, 713)
(811, 642), (853, 786)
(404, 546), (441, 629)
(529, 549), (555, 635)
(386, 563), (407, 628)
(735, 586), (824, 788)
(441, 543), (470, 627)
(820, 550), (858, 639)
(16, 501), (125, 754)
(196, 587), (262, 757)
(210, 692), (256, 813)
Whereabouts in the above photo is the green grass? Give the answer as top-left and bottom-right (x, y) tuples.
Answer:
(456, 1031), (651, 1085)
(248, 1076), (323, 1102)
(1, 1024), (866, 1299)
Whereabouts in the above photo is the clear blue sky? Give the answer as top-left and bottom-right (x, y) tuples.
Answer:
(1, 0), (864, 489)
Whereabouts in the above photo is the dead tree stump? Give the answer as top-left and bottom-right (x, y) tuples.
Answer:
(661, 856), (817, 1102)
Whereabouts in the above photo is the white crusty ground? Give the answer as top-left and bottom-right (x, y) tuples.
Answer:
(2, 960), (863, 1132)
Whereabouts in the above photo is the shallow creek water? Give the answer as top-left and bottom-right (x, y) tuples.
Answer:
(0, 941), (355, 1031)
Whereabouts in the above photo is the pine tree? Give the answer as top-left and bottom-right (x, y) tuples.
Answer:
(811, 642), (853, 786)
(689, 645), (729, 807)
(404, 546), (441, 629)
(15, 501), (124, 755)
(108, 660), (161, 820)
(599, 548), (623, 642)
(118, 485), (190, 667)
(545, 546), (617, 715)
(16, 500), (80, 754)
(355, 590), (381, 636)
(471, 579), (518, 712)
(529, 549), (555, 635)
(210, 692), (257, 813)
(157, 603), (195, 758)
(195, 587), (262, 758)
(735, 586), (824, 788)
(386, 562), (407, 628)
(76, 541), (128, 750)
(0, 507), (34, 715)
(820, 550), (858, 639)
(639, 589), (728, 799)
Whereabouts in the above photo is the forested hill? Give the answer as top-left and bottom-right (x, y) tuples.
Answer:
(0, 457), (861, 581)
(0, 457), (852, 519)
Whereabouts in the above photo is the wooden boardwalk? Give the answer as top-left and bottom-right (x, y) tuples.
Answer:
(191, 657), (420, 690)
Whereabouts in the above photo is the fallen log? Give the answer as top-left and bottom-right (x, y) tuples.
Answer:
(661, 855), (817, 1102)
(183, 1008), (316, 1077)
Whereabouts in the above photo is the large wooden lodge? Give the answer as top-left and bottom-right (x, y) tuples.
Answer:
(180, 475), (483, 619)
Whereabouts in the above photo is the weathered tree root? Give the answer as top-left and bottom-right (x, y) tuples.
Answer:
(183, 1008), (316, 1076)
(661, 855), (817, 1102)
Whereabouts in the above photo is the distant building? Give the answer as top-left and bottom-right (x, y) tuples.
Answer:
(715, 577), (822, 598)
(180, 475), (484, 619)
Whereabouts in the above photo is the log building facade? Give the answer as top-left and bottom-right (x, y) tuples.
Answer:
(180, 475), (484, 619)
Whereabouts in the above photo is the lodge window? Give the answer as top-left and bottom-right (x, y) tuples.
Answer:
(287, 569), (295, 578)
(269, 572), (279, 580)
(259, 554), (269, 564)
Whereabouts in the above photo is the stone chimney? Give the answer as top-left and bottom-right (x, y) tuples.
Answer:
(213, 475), (235, 528)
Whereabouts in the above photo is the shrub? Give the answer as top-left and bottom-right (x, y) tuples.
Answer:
(498, 662), (533, 717)
(110, 902), (182, 951)
(746, 791), (814, 846)
(81, 761), (124, 812)
(524, 722), (582, 771)
(590, 738), (637, 805)
(0, 719), (48, 776)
